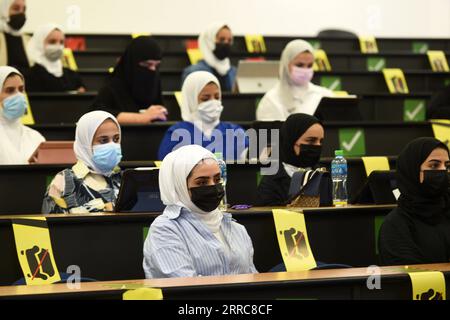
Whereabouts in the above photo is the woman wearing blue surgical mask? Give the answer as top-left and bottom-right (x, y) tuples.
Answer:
(181, 22), (236, 92)
(143, 145), (257, 278)
(0, 66), (45, 164)
(379, 137), (450, 265)
(42, 111), (122, 214)
(257, 40), (333, 121)
(25, 23), (86, 93)
(0, 0), (31, 71)
(158, 71), (248, 160)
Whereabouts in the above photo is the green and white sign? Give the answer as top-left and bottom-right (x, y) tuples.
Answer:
(339, 128), (366, 156)
(367, 57), (386, 71)
(412, 42), (429, 54)
(320, 76), (342, 91)
(403, 99), (426, 122)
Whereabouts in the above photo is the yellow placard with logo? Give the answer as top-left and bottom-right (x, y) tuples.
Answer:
(154, 161), (162, 168)
(272, 209), (317, 271)
(313, 49), (332, 71)
(427, 51), (449, 72)
(382, 68), (409, 94)
(245, 34), (266, 53)
(62, 48), (78, 71)
(409, 271), (446, 300)
(123, 288), (163, 300)
(359, 35), (379, 53)
(362, 156), (390, 177)
(131, 32), (151, 39)
(12, 217), (61, 285)
(186, 48), (203, 65)
(20, 93), (35, 125)
(431, 119), (450, 148)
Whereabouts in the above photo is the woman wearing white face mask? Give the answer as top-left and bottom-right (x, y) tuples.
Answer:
(257, 40), (333, 121)
(25, 23), (85, 93)
(0, 66), (45, 164)
(0, 0), (31, 71)
(158, 71), (248, 160)
(42, 111), (122, 214)
(143, 145), (257, 278)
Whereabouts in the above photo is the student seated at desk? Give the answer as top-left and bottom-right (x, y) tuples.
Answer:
(25, 23), (86, 93)
(42, 111), (122, 214)
(158, 71), (248, 161)
(0, 66), (45, 164)
(0, 0), (30, 72)
(143, 145), (257, 278)
(92, 36), (168, 124)
(256, 40), (333, 121)
(181, 22), (236, 92)
(256, 113), (324, 206)
(379, 137), (450, 265)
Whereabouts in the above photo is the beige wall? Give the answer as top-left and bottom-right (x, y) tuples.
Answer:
(23, 0), (450, 37)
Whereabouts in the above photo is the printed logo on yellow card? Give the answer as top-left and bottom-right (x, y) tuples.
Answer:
(382, 68), (409, 94)
(62, 48), (78, 71)
(313, 49), (332, 71)
(186, 48), (203, 65)
(12, 217), (61, 285)
(21, 93), (35, 125)
(430, 119), (450, 148)
(359, 35), (379, 53)
(409, 271), (446, 300)
(427, 51), (450, 72)
(362, 156), (390, 176)
(123, 288), (163, 300)
(272, 209), (317, 271)
(245, 35), (266, 53)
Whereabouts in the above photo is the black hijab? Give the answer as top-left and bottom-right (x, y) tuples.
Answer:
(280, 113), (322, 167)
(396, 137), (450, 224)
(111, 36), (162, 108)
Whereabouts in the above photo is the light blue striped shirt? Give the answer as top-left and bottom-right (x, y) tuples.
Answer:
(143, 205), (258, 278)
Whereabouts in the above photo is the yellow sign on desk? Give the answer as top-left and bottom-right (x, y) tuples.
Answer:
(382, 68), (409, 94)
(21, 94), (35, 125)
(272, 209), (317, 271)
(431, 119), (450, 148)
(362, 156), (390, 177)
(359, 35), (379, 53)
(131, 32), (151, 39)
(123, 288), (163, 300)
(186, 48), (203, 65)
(313, 49), (332, 71)
(245, 34), (266, 53)
(409, 271), (446, 300)
(62, 48), (78, 71)
(12, 217), (61, 285)
(427, 50), (450, 72)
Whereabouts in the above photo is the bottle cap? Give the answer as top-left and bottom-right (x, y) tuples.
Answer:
(335, 150), (344, 156)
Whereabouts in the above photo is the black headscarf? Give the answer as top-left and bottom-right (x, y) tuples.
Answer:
(111, 36), (162, 108)
(280, 113), (322, 167)
(396, 137), (450, 224)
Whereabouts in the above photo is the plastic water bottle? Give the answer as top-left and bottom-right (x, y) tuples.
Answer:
(215, 152), (228, 211)
(331, 150), (348, 206)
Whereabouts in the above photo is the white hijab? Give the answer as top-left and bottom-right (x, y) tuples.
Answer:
(159, 144), (223, 232)
(198, 22), (231, 76)
(0, 0), (23, 36)
(73, 111), (121, 175)
(27, 23), (63, 77)
(257, 39), (332, 120)
(0, 66), (45, 164)
(179, 70), (222, 136)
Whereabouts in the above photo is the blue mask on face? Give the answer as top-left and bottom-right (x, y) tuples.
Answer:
(2, 93), (27, 120)
(92, 142), (122, 174)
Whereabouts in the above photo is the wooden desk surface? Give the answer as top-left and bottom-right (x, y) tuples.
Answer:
(0, 263), (448, 298)
(0, 204), (397, 220)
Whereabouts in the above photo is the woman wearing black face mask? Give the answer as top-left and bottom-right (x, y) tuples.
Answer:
(0, 0), (30, 71)
(256, 113), (324, 206)
(92, 36), (168, 124)
(143, 145), (257, 279)
(379, 137), (450, 266)
(181, 22), (236, 92)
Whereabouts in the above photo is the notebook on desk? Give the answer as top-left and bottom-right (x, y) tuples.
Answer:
(115, 168), (165, 213)
(235, 60), (279, 93)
